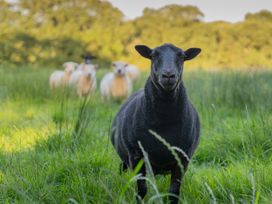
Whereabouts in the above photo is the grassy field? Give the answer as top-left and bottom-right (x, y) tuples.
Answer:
(0, 65), (272, 204)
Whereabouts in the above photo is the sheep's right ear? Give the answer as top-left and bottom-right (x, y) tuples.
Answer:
(184, 48), (201, 61)
(135, 45), (152, 59)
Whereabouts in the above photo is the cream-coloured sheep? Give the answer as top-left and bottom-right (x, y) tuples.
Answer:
(112, 61), (140, 82)
(49, 62), (77, 89)
(76, 64), (97, 97)
(100, 63), (132, 101)
(69, 64), (98, 87)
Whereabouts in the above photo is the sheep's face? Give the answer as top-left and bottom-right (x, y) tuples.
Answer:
(84, 56), (93, 64)
(63, 62), (78, 74)
(112, 61), (128, 76)
(83, 64), (96, 79)
(135, 44), (201, 92)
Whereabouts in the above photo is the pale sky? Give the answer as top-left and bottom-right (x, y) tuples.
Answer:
(109, 0), (272, 22)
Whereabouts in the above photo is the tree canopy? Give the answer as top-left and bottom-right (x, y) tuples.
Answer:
(0, 0), (271, 69)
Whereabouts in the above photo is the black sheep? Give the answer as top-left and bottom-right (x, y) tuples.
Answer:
(111, 43), (201, 204)
(81, 53), (96, 64)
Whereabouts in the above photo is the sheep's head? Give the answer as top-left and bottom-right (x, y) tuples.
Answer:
(135, 43), (201, 92)
(112, 61), (128, 76)
(83, 64), (97, 79)
(63, 62), (78, 74)
(81, 53), (96, 64)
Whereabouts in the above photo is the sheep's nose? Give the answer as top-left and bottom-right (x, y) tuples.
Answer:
(162, 72), (176, 79)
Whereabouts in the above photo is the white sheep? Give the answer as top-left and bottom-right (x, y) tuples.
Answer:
(112, 61), (140, 82)
(100, 63), (132, 101)
(76, 64), (97, 97)
(69, 63), (90, 86)
(49, 71), (65, 89)
(69, 64), (97, 87)
(49, 62), (77, 89)
(69, 69), (83, 87)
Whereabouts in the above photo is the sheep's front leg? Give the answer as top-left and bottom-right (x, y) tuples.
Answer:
(131, 158), (147, 202)
(169, 165), (185, 204)
(136, 171), (147, 202)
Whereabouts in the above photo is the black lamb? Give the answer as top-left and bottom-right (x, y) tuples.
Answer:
(111, 43), (201, 204)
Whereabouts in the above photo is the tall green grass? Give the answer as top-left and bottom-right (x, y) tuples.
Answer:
(0, 65), (271, 203)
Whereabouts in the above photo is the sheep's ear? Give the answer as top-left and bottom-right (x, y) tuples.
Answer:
(135, 45), (152, 59)
(94, 64), (98, 69)
(184, 48), (201, 61)
(124, 63), (128, 68)
(63, 63), (67, 68)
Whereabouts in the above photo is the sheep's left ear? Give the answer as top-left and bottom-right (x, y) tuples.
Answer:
(135, 45), (152, 59)
(184, 48), (201, 61)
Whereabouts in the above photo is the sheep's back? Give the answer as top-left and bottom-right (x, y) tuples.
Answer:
(127, 65), (140, 81)
(49, 71), (64, 87)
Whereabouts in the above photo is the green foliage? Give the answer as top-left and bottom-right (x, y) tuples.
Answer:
(0, 1), (271, 69)
(0, 65), (272, 203)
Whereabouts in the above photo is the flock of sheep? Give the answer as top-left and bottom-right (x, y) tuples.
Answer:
(49, 57), (140, 100)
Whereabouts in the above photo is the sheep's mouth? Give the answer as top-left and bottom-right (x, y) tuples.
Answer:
(115, 72), (125, 76)
(159, 78), (178, 91)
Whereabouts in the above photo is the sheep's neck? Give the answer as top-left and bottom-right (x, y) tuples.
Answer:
(79, 76), (93, 86)
(145, 78), (186, 124)
(110, 75), (128, 98)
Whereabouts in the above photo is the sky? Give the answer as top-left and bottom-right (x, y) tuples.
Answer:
(109, 0), (272, 22)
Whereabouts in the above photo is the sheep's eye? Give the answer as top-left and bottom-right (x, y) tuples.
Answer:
(177, 52), (185, 60)
(151, 52), (159, 59)
(177, 52), (183, 57)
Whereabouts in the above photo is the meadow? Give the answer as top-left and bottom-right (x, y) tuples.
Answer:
(0, 65), (272, 203)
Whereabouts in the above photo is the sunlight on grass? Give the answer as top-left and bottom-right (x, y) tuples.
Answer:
(0, 109), (20, 123)
(0, 126), (54, 153)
